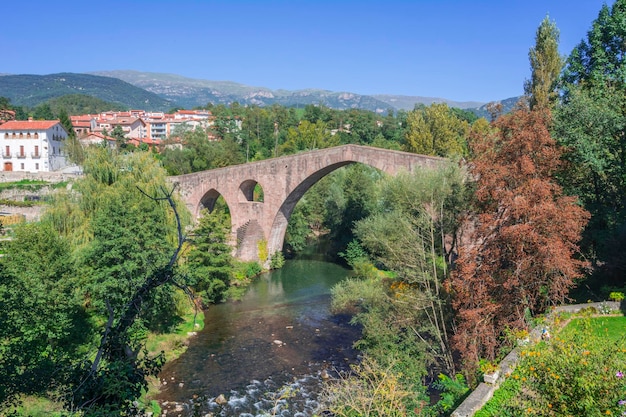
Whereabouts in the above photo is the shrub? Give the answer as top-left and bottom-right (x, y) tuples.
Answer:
(432, 373), (470, 414)
(319, 356), (414, 417)
(481, 316), (626, 416)
(609, 291), (625, 302)
(269, 251), (285, 269)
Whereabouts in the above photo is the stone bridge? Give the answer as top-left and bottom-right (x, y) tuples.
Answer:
(170, 144), (444, 263)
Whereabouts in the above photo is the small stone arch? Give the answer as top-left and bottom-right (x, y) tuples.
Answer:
(198, 188), (226, 214)
(239, 179), (264, 203)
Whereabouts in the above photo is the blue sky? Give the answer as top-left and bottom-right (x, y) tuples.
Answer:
(2, 1), (612, 103)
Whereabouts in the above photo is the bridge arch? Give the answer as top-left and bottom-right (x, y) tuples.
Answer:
(267, 161), (355, 256)
(172, 145), (445, 263)
(198, 188), (224, 213)
(239, 179), (264, 203)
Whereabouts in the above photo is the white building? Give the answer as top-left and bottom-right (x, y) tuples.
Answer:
(0, 119), (68, 172)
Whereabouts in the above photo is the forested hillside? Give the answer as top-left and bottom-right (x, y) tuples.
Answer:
(0, 73), (173, 110)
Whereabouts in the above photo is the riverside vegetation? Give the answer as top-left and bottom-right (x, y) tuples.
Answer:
(1, 2), (626, 415)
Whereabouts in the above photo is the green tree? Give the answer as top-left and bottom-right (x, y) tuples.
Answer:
(562, 0), (626, 91)
(557, 0), (626, 286)
(553, 85), (626, 281)
(324, 164), (382, 255)
(280, 120), (338, 153)
(0, 223), (86, 410)
(524, 15), (563, 110)
(403, 103), (469, 157)
(32, 103), (54, 120)
(182, 209), (233, 305)
(110, 125), (128, 150)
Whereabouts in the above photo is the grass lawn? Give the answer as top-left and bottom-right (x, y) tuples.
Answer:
(559, 315), (626, 343)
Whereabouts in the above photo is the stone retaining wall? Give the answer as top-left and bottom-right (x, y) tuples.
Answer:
(0, 170), (82, 183)
(451, 301), (622, 417)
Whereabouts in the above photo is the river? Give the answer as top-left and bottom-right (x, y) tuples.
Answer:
(156, 255), (361, 416)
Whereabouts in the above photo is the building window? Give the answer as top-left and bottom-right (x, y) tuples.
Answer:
(34, 145), (39, 156)
(19, 146), (24, 157)
(35, 163), (39, 170)
(4, 146), (9, 157)
(20, 163), (24, 170)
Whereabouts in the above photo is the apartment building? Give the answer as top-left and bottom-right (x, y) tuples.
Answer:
(71, 109), (213, 142)
(0, 119), (68, 172)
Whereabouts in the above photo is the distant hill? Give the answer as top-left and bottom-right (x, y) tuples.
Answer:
(0, 73), (173, 111)
(0, 70), (512, 115)
(91, 70), (489, 113)
(372, 94), (484, 111)
(91, 70), (399, 112)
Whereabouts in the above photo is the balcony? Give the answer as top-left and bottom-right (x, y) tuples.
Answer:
(16, 153), (26, 159)
(1, 152), (12, 159)
(31, 152), (41, 159)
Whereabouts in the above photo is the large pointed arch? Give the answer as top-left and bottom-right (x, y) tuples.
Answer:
(267, 161), (355, 257)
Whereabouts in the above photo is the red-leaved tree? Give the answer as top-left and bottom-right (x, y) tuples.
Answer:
(447, 107), (589, 372)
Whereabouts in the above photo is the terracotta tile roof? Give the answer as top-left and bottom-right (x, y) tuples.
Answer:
(0, 120), (61, 130)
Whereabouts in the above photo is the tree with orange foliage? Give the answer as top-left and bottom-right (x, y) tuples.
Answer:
(447, 107), (589, 373)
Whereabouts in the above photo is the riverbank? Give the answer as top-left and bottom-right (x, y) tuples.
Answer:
(142, 298), (206, 414)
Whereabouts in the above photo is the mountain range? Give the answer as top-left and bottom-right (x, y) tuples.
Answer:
(0, 70), (517, 115)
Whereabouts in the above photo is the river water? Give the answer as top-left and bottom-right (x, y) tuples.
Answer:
(156, 256), (361, 416)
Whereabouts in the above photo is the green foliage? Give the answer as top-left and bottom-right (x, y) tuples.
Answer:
(524, 15), (563, 110)
(563, 0), (626, 92)
(0, 199), (34, 207)
(32, 103), (55, 120)
(324, 164), (382, 255)
(284, 203), (312, 254)
(339, 239), (369, 267)
(554, 83), (626, 285)
(331, 274), (435, 410)
(556, 0), (626, 290)
(320, 355), (423, 417)
(609, 291), (625, 301)
(160, 127), (245, 175)
(431, 373), (470, 414)
(280, 120), (339, 153)
(257, 239), (269, 264)
(0, 222), (88, 411)
(0, 179), (48, 191)
(182, 209), (234, 305)
(269, 251), (285, 269)
(403, 103), (469, 157)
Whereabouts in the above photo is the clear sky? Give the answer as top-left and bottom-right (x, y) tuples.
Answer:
(2, 0), (613, 103)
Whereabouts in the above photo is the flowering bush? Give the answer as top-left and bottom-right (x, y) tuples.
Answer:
(477, 316), (626, 416)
